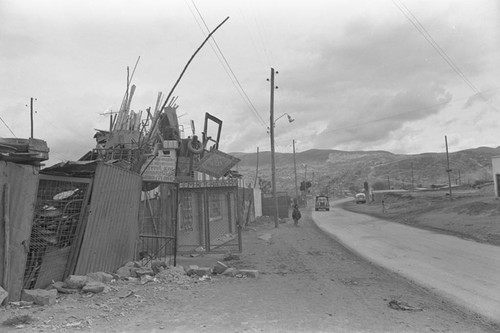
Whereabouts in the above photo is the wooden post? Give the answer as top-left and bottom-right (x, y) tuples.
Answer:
(445, 135), (453, 200)
(30, 97), (34, 139)
(270, 68), (279, 228)
(293, 140), (298, 203)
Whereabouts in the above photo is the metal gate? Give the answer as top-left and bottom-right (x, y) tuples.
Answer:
(138, 182), (178, 265)
(23, 175), (91, 289)
(177, 179), (241, 254)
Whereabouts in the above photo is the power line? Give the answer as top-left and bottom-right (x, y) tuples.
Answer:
(0, 115), (16, 137)
(186, 0), (268, 128)
(236, 5), (267, 68)
(251, 9), (273, 66)
(392, 0), (484, 99)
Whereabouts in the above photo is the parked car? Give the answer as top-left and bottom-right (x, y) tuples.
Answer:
(355, 193), (366, 204)
(315, 195), (330, 211)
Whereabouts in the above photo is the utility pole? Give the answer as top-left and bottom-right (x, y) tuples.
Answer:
(445, 135), (453, 200)
(387, 176), (390, 190)
(269, 68), (279, 228)
(293, 139), (298, 204)
(30, 97), (35, 139)
(302, 163), (308, 205)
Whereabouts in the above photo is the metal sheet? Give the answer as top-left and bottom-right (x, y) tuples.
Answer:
(0, 161), (39, 301)
(195, 150), (240, 178)
(73, 163), (142, 275)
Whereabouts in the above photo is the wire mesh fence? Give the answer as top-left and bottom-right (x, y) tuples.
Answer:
(23, 176), (91, 289)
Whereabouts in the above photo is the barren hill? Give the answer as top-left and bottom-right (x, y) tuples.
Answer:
(231, 146), (500, 196)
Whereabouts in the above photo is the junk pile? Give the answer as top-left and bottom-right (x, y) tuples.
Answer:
(0, 138), (49, 165)
(1, 254), (258, 307)
(82, 73), (240, 181)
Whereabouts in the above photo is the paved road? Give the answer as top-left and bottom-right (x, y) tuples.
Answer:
(312, 200), (500, 324)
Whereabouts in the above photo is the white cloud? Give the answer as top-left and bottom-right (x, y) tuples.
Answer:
(0, 0), (498, 166)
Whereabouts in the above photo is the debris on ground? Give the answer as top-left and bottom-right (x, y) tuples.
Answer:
(388, 299), (423, 311)
(1, 314), (35, 327)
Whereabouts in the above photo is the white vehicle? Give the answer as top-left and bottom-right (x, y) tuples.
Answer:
(355, 193), (366, 204)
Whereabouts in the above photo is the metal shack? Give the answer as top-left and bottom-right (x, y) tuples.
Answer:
(0, 160), (142, 302)
(0, 161), (40, 301)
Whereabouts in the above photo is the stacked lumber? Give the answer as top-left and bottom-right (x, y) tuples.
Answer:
(112, 84), (142, 132)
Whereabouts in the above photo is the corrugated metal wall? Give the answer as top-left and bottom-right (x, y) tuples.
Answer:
(73, 163), (142, 275)
(0, 161), (39, 301)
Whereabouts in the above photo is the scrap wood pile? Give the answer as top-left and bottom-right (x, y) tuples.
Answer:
(0, 138), (49, 166)
(94, 76), (181, 173)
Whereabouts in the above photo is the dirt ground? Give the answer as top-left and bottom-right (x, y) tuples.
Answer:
(342, 184), (500, 247)
(1, 195), (499, 332)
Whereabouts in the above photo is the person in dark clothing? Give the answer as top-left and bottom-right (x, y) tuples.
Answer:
(292, 204), (301, 226)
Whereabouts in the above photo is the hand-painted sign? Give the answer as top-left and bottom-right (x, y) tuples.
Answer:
(141, 151), (176, 182)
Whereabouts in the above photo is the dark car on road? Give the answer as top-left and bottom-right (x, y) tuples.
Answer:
(315, 195), (330, 211)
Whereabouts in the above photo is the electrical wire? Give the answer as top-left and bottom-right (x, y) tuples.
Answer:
(185, 0), (268, 129)
(250, 4), (274, 67)
(392, 0), (484, 100)
(0, 115), (16, 137)
(236, 5), (267, 68)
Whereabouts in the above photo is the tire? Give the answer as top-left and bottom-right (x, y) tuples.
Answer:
(187, 137), (204, 154)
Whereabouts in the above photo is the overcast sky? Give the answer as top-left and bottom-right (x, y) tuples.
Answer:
(1, 0), (499, 165)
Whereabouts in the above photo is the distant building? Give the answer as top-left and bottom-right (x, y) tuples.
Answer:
(492, 156), (500, 198)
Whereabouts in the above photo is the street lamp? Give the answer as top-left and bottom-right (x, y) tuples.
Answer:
(275, 113), (295, 124)
(267, 113), (294, 133)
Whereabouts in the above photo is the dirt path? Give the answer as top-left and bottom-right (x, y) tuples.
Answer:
(1, 210), (498, 332)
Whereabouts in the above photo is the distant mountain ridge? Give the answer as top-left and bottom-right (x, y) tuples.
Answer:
(231, 146), (500, 195)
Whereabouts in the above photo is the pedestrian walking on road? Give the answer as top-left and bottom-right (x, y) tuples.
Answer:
(292, 204), (301, 226)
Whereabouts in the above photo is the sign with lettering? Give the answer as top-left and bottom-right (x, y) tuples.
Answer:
(141, 152), (176, 183)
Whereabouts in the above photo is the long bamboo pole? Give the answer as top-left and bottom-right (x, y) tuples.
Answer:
(146, 16), (230, 143)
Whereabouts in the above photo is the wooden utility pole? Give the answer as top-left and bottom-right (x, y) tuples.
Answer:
(387, 176), (390, 189)
(30, 97), (34, 139)
(269, 68), (279, 228)
(293, 139), (298, 204)
(445, 135), (453, 200)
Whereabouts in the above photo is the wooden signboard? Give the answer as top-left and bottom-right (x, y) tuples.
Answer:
(141, 151), (176, 183)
